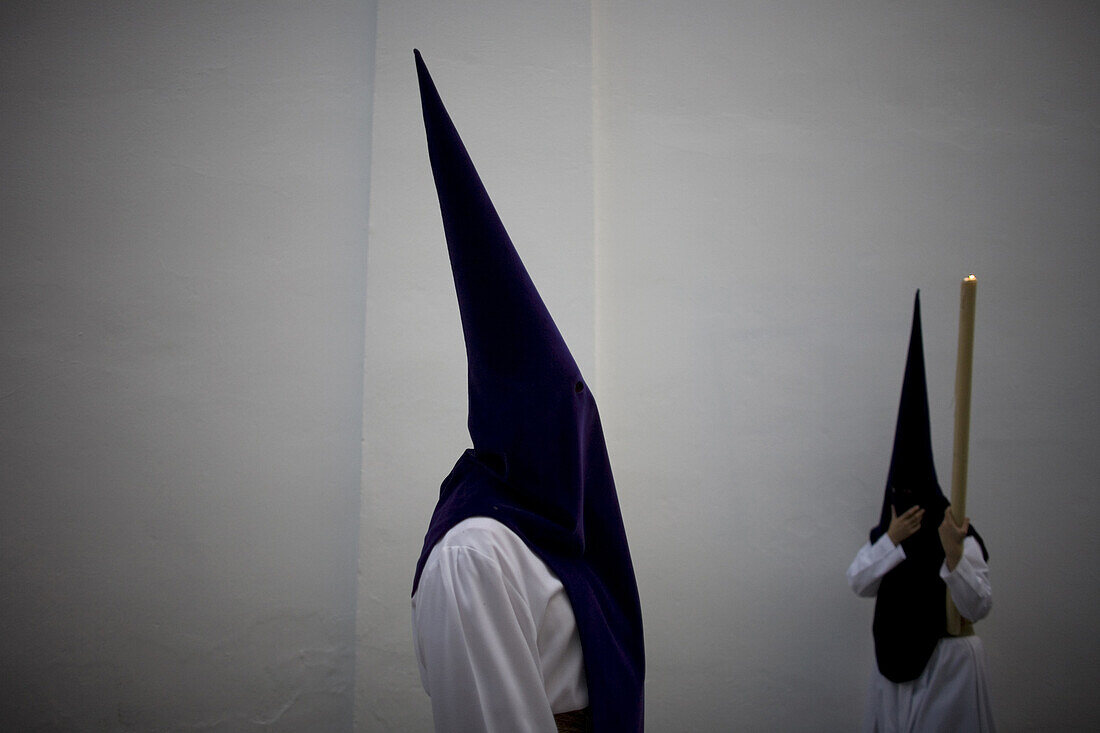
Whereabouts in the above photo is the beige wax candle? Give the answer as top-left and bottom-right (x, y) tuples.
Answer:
(947, 275), (977, 636)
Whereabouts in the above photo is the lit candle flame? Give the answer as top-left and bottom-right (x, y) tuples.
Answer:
(965, 274), (976, 281)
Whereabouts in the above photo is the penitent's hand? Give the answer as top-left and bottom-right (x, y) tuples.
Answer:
(887, 505), (924, 546)
(939, 510), (969, 572)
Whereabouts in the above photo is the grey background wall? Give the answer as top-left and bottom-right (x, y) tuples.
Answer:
(3, 1), (1097, 731)
(592, 2), (1099, 730)
(1, 1), (374, 729)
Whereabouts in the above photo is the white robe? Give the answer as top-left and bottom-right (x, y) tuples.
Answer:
(847, 533), (996, 733)
(412, 516), (588, 733)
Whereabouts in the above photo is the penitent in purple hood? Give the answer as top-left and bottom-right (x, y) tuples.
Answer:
(410, 50), (645, 731)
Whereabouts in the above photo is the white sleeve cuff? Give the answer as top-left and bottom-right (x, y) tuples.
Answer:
(847, 533), (906, 597)
(940, 536), (993, 621)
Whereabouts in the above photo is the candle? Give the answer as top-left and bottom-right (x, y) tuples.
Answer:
(950, 275), (977, 523)
(947, 274), (977, 635)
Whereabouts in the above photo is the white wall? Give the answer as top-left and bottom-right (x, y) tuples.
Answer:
(1, 1), (373, 729)
(593, 1), (1099, 729)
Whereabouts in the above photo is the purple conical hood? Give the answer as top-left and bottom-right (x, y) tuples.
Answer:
(414, 49), (590, 530)
(875, 291), (947, 533)
(411, 50), (644, 730)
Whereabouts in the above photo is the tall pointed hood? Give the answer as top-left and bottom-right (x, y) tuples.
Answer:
(872, 291), (947, 541)
(869, 292), (986, 683)
(411, 50), (644, 730)
(412, 49), (589, 530)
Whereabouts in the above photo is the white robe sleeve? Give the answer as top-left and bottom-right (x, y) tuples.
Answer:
(939, 536), (993, 622)
(847, 533), (906, 597)
(411, 518), (586, 733)
(412, 543), (557, 733)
